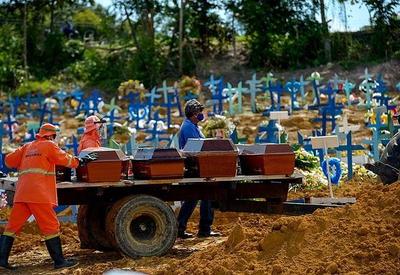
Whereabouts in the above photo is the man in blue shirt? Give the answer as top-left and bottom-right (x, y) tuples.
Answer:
(177, 99), (221, 239)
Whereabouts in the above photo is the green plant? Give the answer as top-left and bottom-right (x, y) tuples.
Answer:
(292, 144), (319, 171)
(15, 80), (60, 96)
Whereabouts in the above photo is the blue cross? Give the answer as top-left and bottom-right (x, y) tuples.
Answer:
(256, 120), (279, 143)
(161, 89), (182, 127)
(211, 77), (227, 114)
(267, 82), (284, 111)
(363, 106), (388, 161)
(313, 84), (343, 135)
(53, 90), (69, 114)
(298, 75), (308, 105)
(0, 120), (3, 152)
(71, 88), (84, 101)
(104, 109), (122, 137)
(126, 92), (148, 129)
(65, 135), (79, 156)
(245, 73), (261, 113)
(335, 131), (365, 180)
(145, 87), (162, 121)
(4, 114), (18, 140)
(329, 73), (344, 91)
(144, 112), (170, 147)
(9, 96), (24, 117)
(308, 79), (322, 110)
(158, 81), (171, 104)
(343, 80), (355, 107)
(284, 80), (301, 113)
(39, 103), (58, 126)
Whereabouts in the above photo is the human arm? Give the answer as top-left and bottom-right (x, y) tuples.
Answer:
(4, 144), (28, 169)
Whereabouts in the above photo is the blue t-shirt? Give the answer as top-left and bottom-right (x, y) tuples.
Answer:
(179, 119), (205, 149)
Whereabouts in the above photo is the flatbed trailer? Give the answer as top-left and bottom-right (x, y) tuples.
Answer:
(0, 174), (339, 258)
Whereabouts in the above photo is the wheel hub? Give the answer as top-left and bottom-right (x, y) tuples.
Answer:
(130, 215), (156, 241)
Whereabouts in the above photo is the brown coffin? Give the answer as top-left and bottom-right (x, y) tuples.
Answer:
(182, 138), (238, 178)
(132, 148), (184, 179)
(76, 147), (129, 182)
(237, 144), (295, 176)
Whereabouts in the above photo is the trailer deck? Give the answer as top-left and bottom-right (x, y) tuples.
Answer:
(0, 173), (345, 258)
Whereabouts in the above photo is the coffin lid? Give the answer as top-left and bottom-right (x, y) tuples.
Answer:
(182, 138), (237, 152)
(78, 147), (128, 161)
(133, 148), (183, 161)
(237, 143), (293, 155)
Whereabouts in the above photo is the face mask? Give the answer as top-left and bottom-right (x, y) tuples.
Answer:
(196, 113), (204, 121)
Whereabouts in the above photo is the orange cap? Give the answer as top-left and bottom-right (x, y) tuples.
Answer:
(36, 123), (59, 138)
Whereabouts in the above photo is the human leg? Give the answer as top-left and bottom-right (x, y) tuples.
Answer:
(29, 203), (78, 269)
(0, 202), (32, 269)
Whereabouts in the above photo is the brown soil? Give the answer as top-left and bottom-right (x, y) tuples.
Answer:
(158, 181), (400, 275)
(0, 179), (398, 275)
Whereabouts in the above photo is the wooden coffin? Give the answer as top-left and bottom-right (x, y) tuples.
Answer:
(76, 147), (129, 182)
(132, 148), (184, 179)
(182, 138), (238, 178)
(237, 144), (295, 176)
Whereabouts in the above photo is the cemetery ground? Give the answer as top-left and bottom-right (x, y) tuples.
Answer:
(0, 175), (399, 275)
(0, 106), (399, 275)
(1, 60), (400, 274)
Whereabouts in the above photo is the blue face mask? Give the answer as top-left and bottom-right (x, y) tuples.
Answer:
(196, 113), (204, 121)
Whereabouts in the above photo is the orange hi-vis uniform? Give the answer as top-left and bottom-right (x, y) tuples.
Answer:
(78, 130), (101, 153)
(3, 137), (79, 238)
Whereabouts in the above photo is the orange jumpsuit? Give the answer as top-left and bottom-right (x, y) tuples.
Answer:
(3, 138), (79, 238)
(78, 130), (101, 153)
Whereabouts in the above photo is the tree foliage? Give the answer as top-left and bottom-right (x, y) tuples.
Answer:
(0, 0), (399, 94)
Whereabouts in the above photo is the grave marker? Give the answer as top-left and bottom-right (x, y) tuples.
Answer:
(311, 135), (339, 198)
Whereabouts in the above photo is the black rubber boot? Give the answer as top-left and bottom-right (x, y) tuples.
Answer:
(0, 235), (16, 270)
(45, 236), (78, 269)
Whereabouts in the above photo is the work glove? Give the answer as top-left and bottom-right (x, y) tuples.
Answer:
(78, 152), (98, 166)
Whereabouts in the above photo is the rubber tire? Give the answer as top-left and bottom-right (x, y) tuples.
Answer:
(105, 195), (177, 258)
(77, 204), (114, 251)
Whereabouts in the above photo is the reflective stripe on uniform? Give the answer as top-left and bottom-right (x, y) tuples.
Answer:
(44, 233), (60, 240)
(3, 231), (16, 238)
(18, 168), (56, 176)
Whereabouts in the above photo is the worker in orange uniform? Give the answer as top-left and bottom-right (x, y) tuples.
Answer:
(78, 115), (106, 153)
(0, 123), (97, 270)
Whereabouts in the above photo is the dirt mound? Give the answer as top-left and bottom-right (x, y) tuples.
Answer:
(157, 182), (400, 274)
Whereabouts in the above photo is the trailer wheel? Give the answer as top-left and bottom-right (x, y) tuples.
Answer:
(106, 195), (177, 257)
(77, 204), (114, 251)
(77, 205), (92, 249)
